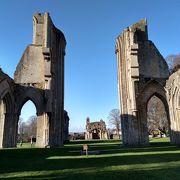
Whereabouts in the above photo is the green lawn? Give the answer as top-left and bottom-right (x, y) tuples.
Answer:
(1, 138), (180, 179)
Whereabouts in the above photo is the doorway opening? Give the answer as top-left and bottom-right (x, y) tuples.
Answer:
(147, 95), (169, 140)
(92, 129), (100, 139)
(17, 100), (37, 147)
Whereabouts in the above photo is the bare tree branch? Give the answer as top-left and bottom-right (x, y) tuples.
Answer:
(147, 96), (168, 137)
(108, 109), (121, 138)
(166, 53), (180, 73)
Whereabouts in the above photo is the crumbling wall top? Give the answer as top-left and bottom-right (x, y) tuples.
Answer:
(130, 19), (147, 32)
(32, 12), (66, 48)
(0, 68), (13, 83)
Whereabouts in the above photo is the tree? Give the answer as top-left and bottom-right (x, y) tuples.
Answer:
(147, 96), (168, 137)
(27, 115), (37, 138)
(18, 116), (37, 142)
(108, 109), (121, 139)
(18, 117), (26, 141)
(166, 53), (180, 73)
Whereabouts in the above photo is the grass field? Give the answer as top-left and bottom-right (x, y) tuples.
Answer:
(1, 138), (180, 179)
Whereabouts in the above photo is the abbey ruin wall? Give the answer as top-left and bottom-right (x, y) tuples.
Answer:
(0, 13), (68, 148)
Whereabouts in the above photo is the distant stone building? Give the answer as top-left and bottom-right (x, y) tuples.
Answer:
(85, 117), (108, 140)
(108, 129), (122, 139)
(69, 132), (85, 140)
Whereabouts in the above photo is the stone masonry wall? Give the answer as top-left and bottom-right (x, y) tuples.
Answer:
(0, 13), (67, 148)
(116, 19), (170, 145)
(166, 69), (180, 144)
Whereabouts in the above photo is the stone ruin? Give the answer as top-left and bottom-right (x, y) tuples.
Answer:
(85, 117), (108, 140)
(0, 13), (180, 148)
(116, 19), (180, 145)
(166, 69), (180, 144)
(0, 13), (69, 148)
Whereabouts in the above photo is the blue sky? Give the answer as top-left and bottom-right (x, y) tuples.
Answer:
(0, 0), (180, 132)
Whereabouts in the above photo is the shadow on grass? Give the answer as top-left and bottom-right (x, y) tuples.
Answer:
(66, 139), (120, 145)
(4, 166), (179, 180)
(0, 140), (180, 179)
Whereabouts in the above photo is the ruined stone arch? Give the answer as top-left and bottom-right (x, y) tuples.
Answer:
(0, 94), (9, 146)
(169, 85), (180, 143)
(146, 92), (170, 122)
(135, 80), (170, 144)
(116, 19), (180, 146)
(138, 80), (169, 112)
(14, 87), (49, 147)
(0, 13), (69, 148)
(85, 118), (108, 140)
(15, 87), (44, 116)
(116, 19), (171, 145)
(0, 75), (16, 148)
(165, 69), (180, 144)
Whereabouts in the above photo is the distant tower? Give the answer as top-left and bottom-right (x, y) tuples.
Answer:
(86, 117), (90, 123)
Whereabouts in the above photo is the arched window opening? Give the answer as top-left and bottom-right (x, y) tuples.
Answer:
(17, 100), (37, 147)
(147, 95), (169, 139)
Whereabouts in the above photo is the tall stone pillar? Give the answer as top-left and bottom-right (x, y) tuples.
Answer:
(116, 19), (169, 145)
(0, 100), (5, 148)
(36, 113), (49, 147)
(14, 13), (67, 148)
(166, 69), (180, 144)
